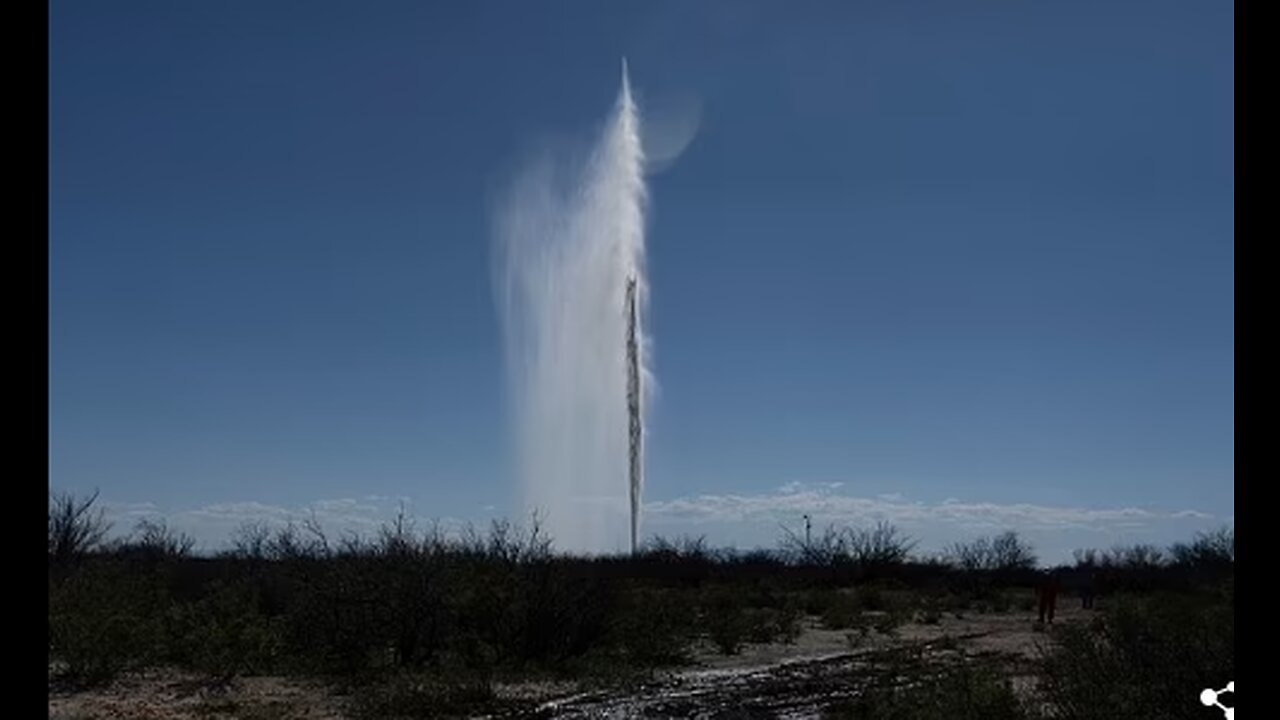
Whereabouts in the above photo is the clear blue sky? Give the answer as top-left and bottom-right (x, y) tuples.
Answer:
(49, 1), (1233, 562)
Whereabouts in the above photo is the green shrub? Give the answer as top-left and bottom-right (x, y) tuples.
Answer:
(873, 612), (903, 638)
(745, 607), (778, 643)
(48, 563), (165, 685)
(166, 580), (283, 680)
(776, 602), (804, 644)
(855, 584), (887, 612)
(610, 587), (693, 667)
(804, 588), (839, 616)
(704, 590), (749, 655)
(916, 593), (944, 625)
(1037, 587), (1233, 720)
(821, 593), (863, 630)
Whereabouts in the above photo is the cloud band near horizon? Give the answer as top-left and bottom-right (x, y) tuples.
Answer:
(85, 480), (1229, 566)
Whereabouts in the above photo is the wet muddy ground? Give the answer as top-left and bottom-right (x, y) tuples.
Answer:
(50, 606), (1085, 719)
(499, 606), (1065, 720)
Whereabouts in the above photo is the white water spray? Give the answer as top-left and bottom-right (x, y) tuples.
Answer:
(494, 60), (653, 555)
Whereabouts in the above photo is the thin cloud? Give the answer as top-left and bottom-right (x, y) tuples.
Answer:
(92, 482), (1225, 565)
(640, 482), (1224, 564)
(644, 482), (1198, 531)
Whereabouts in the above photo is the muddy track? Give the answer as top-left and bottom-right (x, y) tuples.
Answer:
(497, 633), (1026, 720)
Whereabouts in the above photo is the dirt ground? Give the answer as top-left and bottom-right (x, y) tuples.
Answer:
(49, 604), (1091, 719)
(48, 671), (349, 720)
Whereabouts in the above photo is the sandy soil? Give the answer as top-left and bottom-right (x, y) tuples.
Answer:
(48, 670), (350, 720)
(687, 605), (1069, 673)
(49, 605), (1092, 719)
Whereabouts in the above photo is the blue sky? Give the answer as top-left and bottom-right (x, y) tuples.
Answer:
(49, 1), (1233, 563)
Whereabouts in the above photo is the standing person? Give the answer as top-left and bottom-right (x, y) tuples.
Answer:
(1037, 570), (1060, 624)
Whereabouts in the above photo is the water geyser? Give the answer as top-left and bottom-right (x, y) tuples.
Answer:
(494, 60), (652, 555)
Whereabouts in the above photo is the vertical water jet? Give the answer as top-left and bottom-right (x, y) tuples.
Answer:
(625, 274), (642, 555)
(494, 60), (651, 555)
